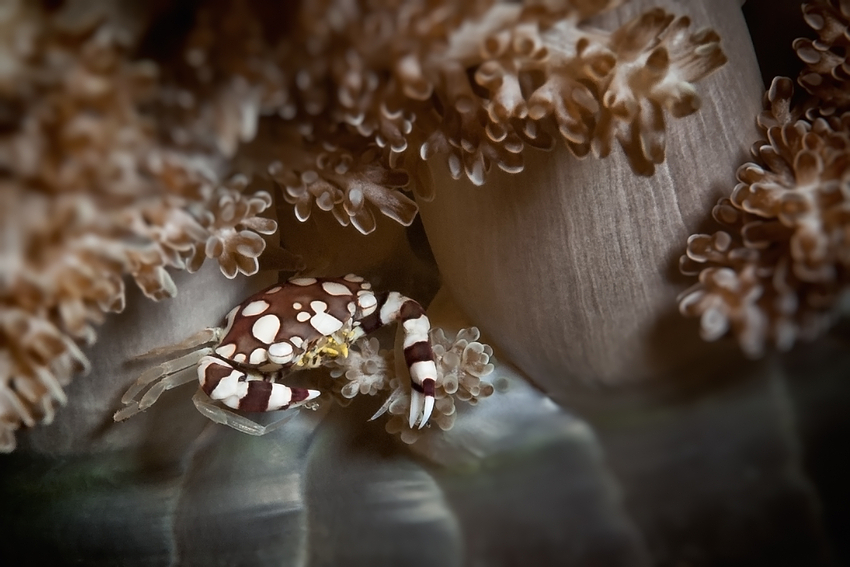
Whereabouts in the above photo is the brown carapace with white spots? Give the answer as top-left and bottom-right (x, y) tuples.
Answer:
(115, 275), (437, 435)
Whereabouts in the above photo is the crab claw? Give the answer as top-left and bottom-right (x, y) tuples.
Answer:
(408, 378), (436, 429)
(292, 388), (321, 406)
(409, 389), (424, 428)
(420, 394), (434, 430)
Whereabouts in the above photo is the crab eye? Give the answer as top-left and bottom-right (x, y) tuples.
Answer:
(268, 341), (294, 364)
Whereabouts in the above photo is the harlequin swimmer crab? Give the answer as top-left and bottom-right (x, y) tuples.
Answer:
(114, 275), (437, 435)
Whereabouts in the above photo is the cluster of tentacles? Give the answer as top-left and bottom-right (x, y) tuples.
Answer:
(0, 0), (727, 451)
(679, 1), (850, 357)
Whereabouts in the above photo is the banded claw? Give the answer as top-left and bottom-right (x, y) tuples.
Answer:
(408, 378), (436, 429)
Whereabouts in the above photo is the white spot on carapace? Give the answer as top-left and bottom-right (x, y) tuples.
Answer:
(290, 277), (317, 286)
(293, 302), (302, 310)
(215, 343), (237, 359)
(292, 297), (344, 334)
(290, 336), (304, 348)
(311, 311), (344, 335)
(233, 353), (247, 363)
(322, 281), (352, 296)
(357, 292), (377, 310)
(296, 311), (311, 323)
(265, 286), (282, 294)
(252, 314), (281, 344)
(242, 300), (270, 317)
(344, 274), (364, 282)
(249, 347), (269, 365)
(360, 282), (372, 290)
(347, 301), (356, 314)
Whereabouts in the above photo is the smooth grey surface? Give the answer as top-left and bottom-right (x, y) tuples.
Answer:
(173, 407), (329, 567)
(304, 405), (463, 567)
(580, 360), (834, 567)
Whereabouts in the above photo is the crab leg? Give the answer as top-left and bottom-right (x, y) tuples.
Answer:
(113, 369), (199, 422)
(192, 390), (299, 436)
(131, 327), (222, 360)
(358, 291), (437, 428)
(197, 355), (320, 412)
(117, 347), (213, 408)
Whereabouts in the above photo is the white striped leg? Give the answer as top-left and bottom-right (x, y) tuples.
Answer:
(365, 291), (437, 429)
(197, 355), (320, 413)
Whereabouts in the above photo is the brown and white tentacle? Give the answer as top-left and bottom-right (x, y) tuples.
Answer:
(358, 291), (437, 428)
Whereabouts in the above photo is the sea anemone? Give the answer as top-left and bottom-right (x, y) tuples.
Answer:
(0, 0), (729, 450)
(678, 0), (850, 357)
